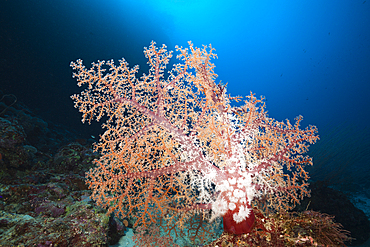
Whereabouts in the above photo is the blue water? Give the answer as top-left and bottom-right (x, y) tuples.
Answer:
(1, 0), (369, 220)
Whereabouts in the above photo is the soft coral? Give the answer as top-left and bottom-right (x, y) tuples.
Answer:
(71, 41), (318, 243)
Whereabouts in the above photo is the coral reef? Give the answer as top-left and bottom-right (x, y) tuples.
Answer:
(0, 42), (360, 246)
(204, 208), (351, 246)
(296, 181), (370, 245)
(71, 42), (321, 245)
(0, 102), (127, 246)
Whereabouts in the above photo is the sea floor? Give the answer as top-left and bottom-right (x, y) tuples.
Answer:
(110, 191), (370, 247)
(110, 228), (135, 247)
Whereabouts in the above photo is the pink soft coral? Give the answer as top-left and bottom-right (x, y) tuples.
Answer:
(71, 41), (318, 242)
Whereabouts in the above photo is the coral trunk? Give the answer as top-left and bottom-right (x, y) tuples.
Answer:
(223, 204), (255, 235)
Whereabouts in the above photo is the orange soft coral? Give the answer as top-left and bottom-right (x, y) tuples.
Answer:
(71, 41), (318, 243)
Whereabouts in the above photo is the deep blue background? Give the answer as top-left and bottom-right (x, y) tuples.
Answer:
(1, 0), (369, 189)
